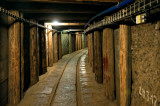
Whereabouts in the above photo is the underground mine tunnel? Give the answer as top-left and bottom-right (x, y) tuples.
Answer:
(0, 0), (160, 106)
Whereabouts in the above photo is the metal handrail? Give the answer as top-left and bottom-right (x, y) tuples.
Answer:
(84, 0), (160, 33)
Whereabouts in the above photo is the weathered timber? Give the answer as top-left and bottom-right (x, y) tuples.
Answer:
(79, 35), (82, 50)
(114, 29), (120, 104)
(90, 33), (94, 72)
(53, 32), (58, 63)
(41, 28), (47, 74)
(8, 10), (21, 104)
(76, 34), (78, 50)
(103, 28), (115, 100)
(48, 25), (53, 66)
(20, 13), (24, 99)
(94, 31), (103, 83)
(29, 20), (39, 86)
(88, 33), (90, 63)
(119, 24), (131, 106)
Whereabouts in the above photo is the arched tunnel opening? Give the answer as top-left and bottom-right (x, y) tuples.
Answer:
(0, 0), (160, 106)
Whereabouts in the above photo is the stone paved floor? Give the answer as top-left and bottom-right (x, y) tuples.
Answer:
(77, 53), (118, 106)
(50, 50), (87, 106)
(18, 49), (86, 106)
(18, 49), (117, 106)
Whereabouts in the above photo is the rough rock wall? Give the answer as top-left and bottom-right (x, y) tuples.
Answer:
(131, 23), (160, 106)
(61, 33), (69, 56)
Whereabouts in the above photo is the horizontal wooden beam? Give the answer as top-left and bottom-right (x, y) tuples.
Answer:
(53, 25), (84, 30)
(7, 0), (121, 5)
(20, 9), (96, 14)
(45, 22), (86, 26)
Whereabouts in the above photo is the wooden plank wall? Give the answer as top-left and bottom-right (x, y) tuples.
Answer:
(94, 31), (103, 83)
(8, 10), (21, 104)
(119, 24), (131, 106)
(29, 20), (39, 86)
(53, 32), (58, 63)
(103, 28), (115, 100)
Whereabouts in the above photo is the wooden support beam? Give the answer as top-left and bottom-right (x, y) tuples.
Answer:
(8, 10), (21, 105)
(6, 0), (120, 4)
(88, 34), (90, 63)
(29, 20), (39, 86)
(53, 32), (58, 63)
(114, 29), (120, 104)
(58, 33), (62, 59)
(103, 28), (115, 100)
(119, 24), (131, 106)
(48, 25), (53, 66)
(76, 34), (78, 50)
(80, 35), (82, 50)
(20, 13), (24, 99)
(94, 31), (103, 83)
(41, 28), (47, 74)
(90, 33), (94, 72)
(88, 33), (94, 71)
(77, 35), (80, 50)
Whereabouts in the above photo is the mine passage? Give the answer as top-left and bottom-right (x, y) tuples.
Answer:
(0, 0), (160, 106)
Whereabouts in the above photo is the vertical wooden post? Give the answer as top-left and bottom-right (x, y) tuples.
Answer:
(77, 34), (80, 50)
(48, 25), (53, 66)
(20, 13), (24, 99)
(80, 34), (82, 49)
(69, 33), (72, 53)
(94, 31), (103, 83)
(119, 24), (131, 106)
(46, 27), (49, 66)
(103, 28), (115, 100)
(76, 34), (78, 51)
(58, 33), (62, 59)
(8, 10), (20, 104)
(114, 29), (120, 104)
(88, 33), (90, 63)
(36, 25), (40, 78)
(30, 20), (39, 86)
(53, 32), (58, 63)
(41, 28), (47, 74)
(90, 33), (94, 72)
